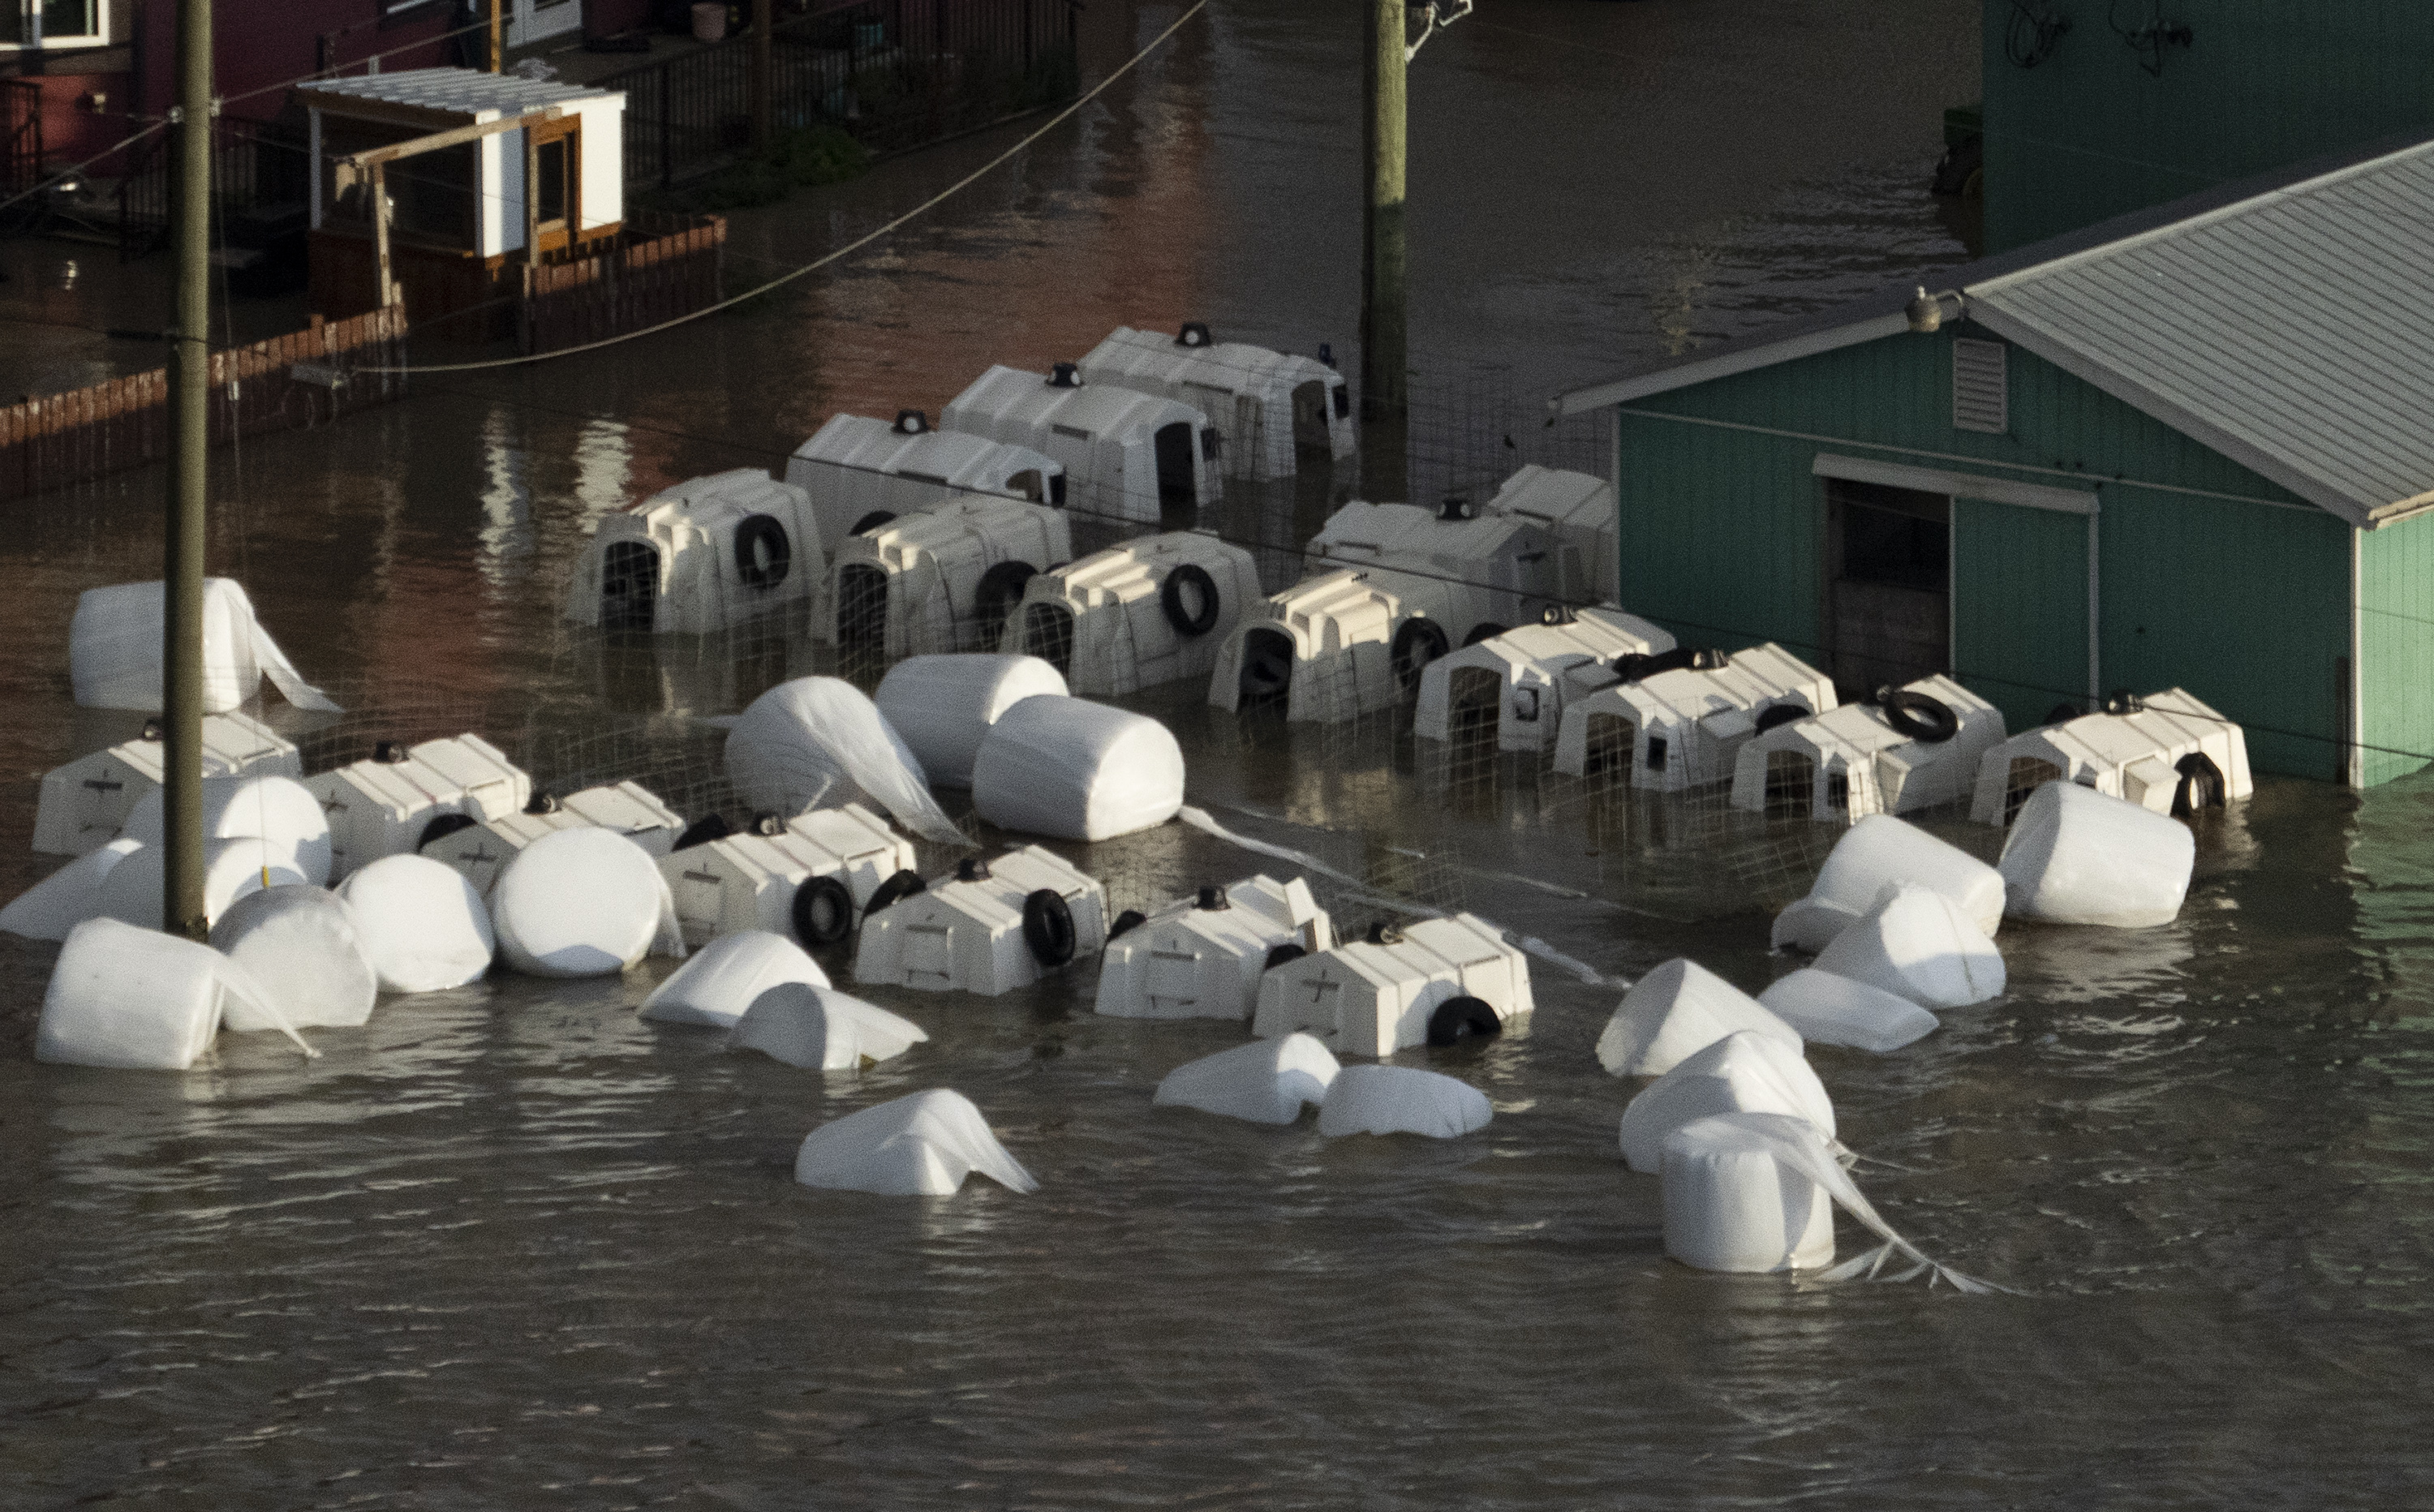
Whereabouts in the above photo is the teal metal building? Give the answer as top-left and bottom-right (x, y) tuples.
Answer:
(1984, 1), (2434, 251)
(1553, 137), (2434, 788)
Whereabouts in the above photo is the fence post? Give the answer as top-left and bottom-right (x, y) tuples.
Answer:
(659, 62), (673, 191)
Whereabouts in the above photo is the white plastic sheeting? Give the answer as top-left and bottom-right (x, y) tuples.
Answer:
(1097, 874), (1332, 1020)
(562, 469), (824, 634)
(1812, 884), (2006, 1009)
(1316, 1065), (1494, 1139)
(0, 838), (140, 941)
(641, 930), (832, 1029)
(1412, 608), (1674, 754)
(121, 774), (333, 886)
(854, 845), (1110, 997)
(1998, 780), (2195, 928)
(1771, 815), (2005, 954)
(1152, 1033), (1341, 1125)
(1004, 531), (1265, 698)
(1551, 643), (1836, 790)
(1596, 958), (1801, 1077)
(941, 363), (1219, 523)
(1968, 687), (2253, 826)
(69, 578), (341, 714)
(490, 828), (682, 977)
(335, 854), (497, 993)
(824, 496), (1073, 660)
(1757, 969), (1939, 1053)
(785, 412), (1064, 554)
(307, 734), (532, 883)
(1077, 325), (1352, 479)
(424, 781), (686, 896)
(208, 886), (380, 1031)
(970, 695), (1185, 842)
(874, 654), (1069, 788)
(727, 981), (928, 1068)
(1254, 913), (1533, 1058)
(1728, 676), (2006, 822)
(35, 917), (301, 1070)
(725, 677), (964, 844)
(98, 837), (306, 932)
(32, 711), (297, 856)
(657, 805), (918, 947)
(1618, 1031), (1835, 1174)
(793, 1089), (1039, 1196)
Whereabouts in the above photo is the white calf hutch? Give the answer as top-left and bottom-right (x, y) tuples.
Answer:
(1478, 465), (1621, 604)
(307, 734), (532, 882)
(1727, 675), (2005, 822)
(940, 363), (1219, 525)
(1968, 687), (2254, 825)
(1413, 607), (1674, 753)
(656, 805), (918, 947)
(32, 712), (299, 857)
(1206, 569), (1404, 723)
(1076, 324), (1353, 480)
(782, 410), (1066, 555)
(1305, 499), (1589, 622)
(564, 470), (823, 635)
(1253, 913), (1533, 1058)
(422, 781), (685, 895)
(1554, 642), (1838, 789)
(826, 496), (1073, 661)
(1095, 875), (1335, 1020)
(1004, 530), (1265, 696)
(854, 846), (1110, 997)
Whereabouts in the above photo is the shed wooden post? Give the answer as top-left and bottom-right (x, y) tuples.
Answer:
(370, 161), (395, 308)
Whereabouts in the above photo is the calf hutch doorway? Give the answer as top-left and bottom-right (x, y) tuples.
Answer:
(601, 541), (658, 632)
(1155, 423), (1198, 509)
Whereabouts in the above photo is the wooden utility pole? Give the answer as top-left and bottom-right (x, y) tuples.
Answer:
(752, 0), (774, 148)
(488, 0), (505, 72)
(162, 0), (211, 941)
(1361, 0), (1408, 502)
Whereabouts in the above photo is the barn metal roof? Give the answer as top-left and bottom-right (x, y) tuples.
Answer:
(1554, 131), (2434, 529)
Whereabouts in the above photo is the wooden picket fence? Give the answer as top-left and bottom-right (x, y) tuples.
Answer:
(521, 213), (726, 356)
(0, 305), (409, 503)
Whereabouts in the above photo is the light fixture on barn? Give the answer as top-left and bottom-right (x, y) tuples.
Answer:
(1906, 286), (1967, 333)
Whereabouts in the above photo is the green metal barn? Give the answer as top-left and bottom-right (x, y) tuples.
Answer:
(1552, 135), (2434, 788)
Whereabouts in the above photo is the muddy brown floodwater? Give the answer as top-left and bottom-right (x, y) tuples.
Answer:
(3, 2), (2431, 1507)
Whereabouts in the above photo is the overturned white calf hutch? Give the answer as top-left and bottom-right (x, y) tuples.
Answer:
(640, 930), (830, 1029)
(793, 1089), (1037, 1197)
(1318, 1065), (1494, 1139)
(37, 917), (295, 1072)
(1618, 1029), (1836, 1175)
(1968, 687), (2253, 826)
(422, 782), (685, 896)
(854, 847), (1110, 997)
(1728, 675), (2004, 822)
(723, 677), (964, 844)
(970, 695), (1185, 843)
(874, 655), (1069, 788)
(1004, 530), (1264, 696)
(1771, 814), (2004, 954)
(119, 774), (333, 886)
(1206, 569), (1403, 723)
(32, 711), (298, 857)
(1597, 957), (1801, 1077)
(1253, 913), (1532, 1059)
(1478, 465), (1621, 604)
(656, 805), (919, 948)
(941, 363), (1219, 525)
(1553, 642), (1835, 789)
(564, 469), (824, 635)
(827, 496), (1073, 662)
(1413, 606), (1673, 753)
(728, 982), (928, 1070)
(1097, 875), (1333, 1020)
(209, 887), (381, 1033)
(307, 734), (532, 883)
(1998, 780), (2195, 929)
(785, 410), (1065, 554)
(1077, 324), (1352, 480)
(70, 578), (339, 715)
(1153, 1033), (1340, 1125)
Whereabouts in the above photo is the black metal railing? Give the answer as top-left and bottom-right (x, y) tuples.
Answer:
(118, 117), (312, 260)
(1, 79), (41, 211)
(600, 0), (1078, 192)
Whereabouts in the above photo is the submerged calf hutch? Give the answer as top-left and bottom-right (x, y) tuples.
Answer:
(423, 782), (685, 896)
(1253, 913), (1533, 1059)
(1004, 530), (1264, 696)
(1552, 642), (1835, 789)
(854, 847), (1110, 997)
(1968, 687), (2252, 825)
(1728, 676), (2003, 821)
(1076, 324), (1353, 480)
(1413, 607), (1674, 753)
(307, 734), (533, 882)
(656, 805), (918, 948)
(941, 363), (1219, 526)
(1097, 875), (1334, 1020)
(33, 712), (298, 857)
(785, 411), (1065, 554)
(826, 496), (1073, 663)
(564, 470), (823, 635)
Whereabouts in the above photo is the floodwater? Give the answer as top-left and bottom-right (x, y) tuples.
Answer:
(4, 1), (2432, 1506)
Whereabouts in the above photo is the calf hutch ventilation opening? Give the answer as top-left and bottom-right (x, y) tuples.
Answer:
(601, 542), (658, 632)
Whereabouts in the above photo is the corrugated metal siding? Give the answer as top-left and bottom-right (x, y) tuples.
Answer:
(1951, 496), (2087, 731)
(1984, 2), (2434, 251)
(1618, 330), (2354, 780)
(2361, 513), (2434, 785)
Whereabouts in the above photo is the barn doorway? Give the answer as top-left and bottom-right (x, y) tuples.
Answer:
(1826, 477), (1948, 698)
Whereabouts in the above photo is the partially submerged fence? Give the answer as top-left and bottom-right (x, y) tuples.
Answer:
(117, 118), (311, 260)
(0, 305), (407, 503)
(521, 213), (726, 354)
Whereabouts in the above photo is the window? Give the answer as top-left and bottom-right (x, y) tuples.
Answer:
(2, 0), (107, 46)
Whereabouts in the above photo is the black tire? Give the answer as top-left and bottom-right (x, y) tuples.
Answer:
(733, 513), (792, 590)
(1160, 563), (1222, 637)
(673, 814), (730, 851)
(1107, 908), (1148, 941)
(975, 561), (1037, 642)
(1753, 701), (1809, 733)
(415, 813), (480, 851)
(862, 869), (927, 916)
(523, 791), (561, 815)
(1262, 943), (1305, 972)
(848, 509), (896, 536)
(1426, 995), (1502, 1047)
(1391, 617), (1450, 689)
(791, 874), (855, 947)
(1615, 646), (1725, 684)
(1461, 621), (1508, 648)
(1879, 689), (1961, 743)
(1021, 888), (1077, 966)
(2172, 753), (2226, 817)
(2045, 702), (2084, 726)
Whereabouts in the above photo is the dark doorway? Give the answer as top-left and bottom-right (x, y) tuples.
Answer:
(1826, 478), (1948, 696)
(1291, 380), (1332, 453)
(601, 541), (657, 631)
(1154, 422), (1198, 509)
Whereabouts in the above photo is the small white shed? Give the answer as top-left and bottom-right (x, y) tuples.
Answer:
(783, 411), (1067, 556)
(853, 845), (1110, 997)
(941, 363), (1220, 525)
(1553, 643), (1838, 789)
(656, 804), (918, 947)
(1967, 687), (2254, 825)
(564, 469), (824, 635)
(1252, 913), (1533, 1059)
(1727, 675), (2005, 822)
(307, 733), (533, 882)
(32, 713), (299, 857)
(826, 496), (1073, 663)
(1095, 874), (1335, 1020)
(1003, 530), (1265, 696)
(1076, 324), (1353, 480)
(1413, 607), (1675, 752)
(1478, 466), (1620, 604)
(423, 781), (686, 896)
(1206, 569), (1405, 723)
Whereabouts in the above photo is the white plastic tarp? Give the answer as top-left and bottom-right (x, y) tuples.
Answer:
(120, 774), (335, 887)
(1811, 884), (2006, 1009)
(489, 827), (683, 978)
(207, 886), (381, 1030)
(1998, 780), (2195, 928)
(1316, 1064), (1493, 1138)
(1152, 1034), (1340, 1125)
(874, 654), (1069, 788)
(1772, 814), (2004, 954)
(1619, 1030), (1836, 1174)
(0, 838), (141, 941)
(640, 929), (831, 1029)
(970, 694), (1185, 842)
(725, 677), (965, 844)
(793, 1089), (1039, 1196)
(36, 917), (307, 1070)
(1756, 969), (1939, 1053)
(726, 981), (928, 1068)
(70, 579), (341, 714)
(335, 854), (498, 994)
(1596, 958), (1802, 1077)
